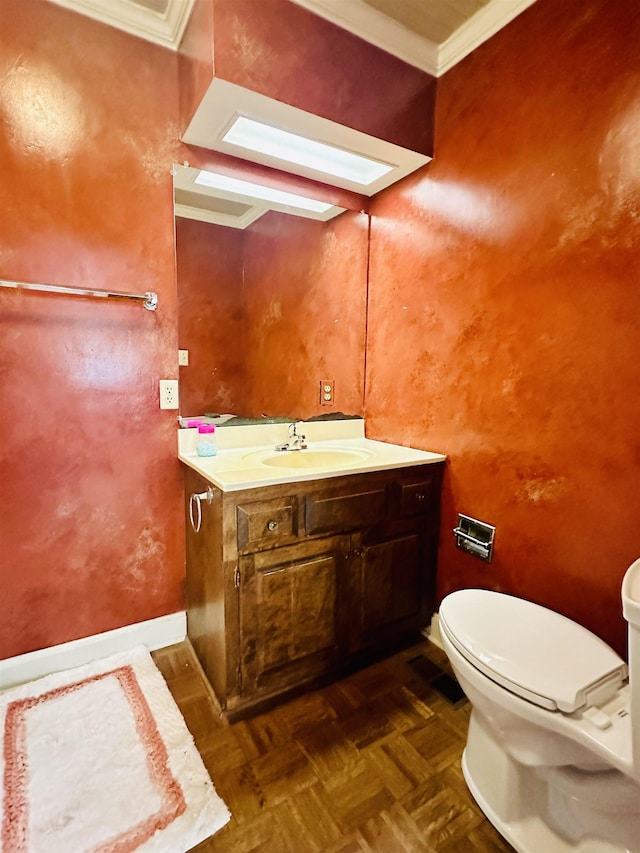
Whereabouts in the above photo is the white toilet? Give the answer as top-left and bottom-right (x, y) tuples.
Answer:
(439, 557), (640, 853)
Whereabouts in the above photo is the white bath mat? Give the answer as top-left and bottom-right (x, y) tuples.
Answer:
(0, 645), (230, 853)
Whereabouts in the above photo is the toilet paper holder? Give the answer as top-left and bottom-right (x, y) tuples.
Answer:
(453, 513), (495, 562)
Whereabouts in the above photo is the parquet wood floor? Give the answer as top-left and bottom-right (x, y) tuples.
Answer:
(152, 639), (514, 853)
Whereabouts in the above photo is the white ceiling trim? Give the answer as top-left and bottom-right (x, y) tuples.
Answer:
(438, 0), (537, 75)
(47, 0), (195, 50)
(289, 0), (537, 77)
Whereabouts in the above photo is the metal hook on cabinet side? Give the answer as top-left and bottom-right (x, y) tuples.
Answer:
(189, 487), (215, 533)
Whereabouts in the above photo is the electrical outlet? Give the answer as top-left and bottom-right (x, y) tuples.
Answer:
(320, 379), (334, 406)
(159, 379), (179, 410)
(178, 349), (189, 366)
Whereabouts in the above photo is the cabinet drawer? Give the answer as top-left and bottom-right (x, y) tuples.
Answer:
(305, 488), (387, 535)
(397, 468), (443, 516)
(237, 497), (298, 551)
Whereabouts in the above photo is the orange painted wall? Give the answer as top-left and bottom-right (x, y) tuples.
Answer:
(176, 219), (245, 416)
(365, 0), (640, 656)
(242, 211), (369, 419)
(177, 0), (214, 130)
(0, 0), (185, 658)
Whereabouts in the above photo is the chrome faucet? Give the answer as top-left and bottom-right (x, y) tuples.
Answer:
(274, 422), (307, 452)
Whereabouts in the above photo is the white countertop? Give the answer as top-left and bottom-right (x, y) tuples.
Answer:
(178, 421), (446, 492)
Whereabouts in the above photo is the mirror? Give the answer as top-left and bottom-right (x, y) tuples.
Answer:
(175, 201), (370, 421)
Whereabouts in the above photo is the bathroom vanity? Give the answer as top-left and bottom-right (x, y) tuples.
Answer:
(179, 423), (445, 720)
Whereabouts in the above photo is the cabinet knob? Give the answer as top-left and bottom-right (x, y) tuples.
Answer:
(267, 520), (278, 531)
(416, 494), (425, 501)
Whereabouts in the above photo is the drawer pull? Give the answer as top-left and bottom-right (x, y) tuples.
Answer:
(416, 494), (425, 501)
(267, 520), (278, 531)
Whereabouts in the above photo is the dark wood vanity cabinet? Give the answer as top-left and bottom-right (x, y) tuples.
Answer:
(183, 462), (444, 720)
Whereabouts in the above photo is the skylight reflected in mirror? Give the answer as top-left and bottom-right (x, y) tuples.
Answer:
(173, 163), (346, 229)
(194, 169), (333, 213)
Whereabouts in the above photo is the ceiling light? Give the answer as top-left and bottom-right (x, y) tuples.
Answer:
(222, 116), (393, 186)
(194, 170), (333, 213)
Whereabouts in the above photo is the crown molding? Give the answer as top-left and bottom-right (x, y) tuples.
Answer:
(290, 0), (537, 77)
(47, 0), (195, 50)
(438, 0), (537, 75)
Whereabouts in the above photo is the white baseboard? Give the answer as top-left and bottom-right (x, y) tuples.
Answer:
(422, 611), (444, 650)
(0, 611), (186, 691)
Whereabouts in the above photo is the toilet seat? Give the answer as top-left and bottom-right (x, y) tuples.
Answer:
(439, 589), (627, 713)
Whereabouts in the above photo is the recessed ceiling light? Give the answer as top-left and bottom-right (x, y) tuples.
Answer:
(194, 169), (333, 213)
(222, 116), (394, 186)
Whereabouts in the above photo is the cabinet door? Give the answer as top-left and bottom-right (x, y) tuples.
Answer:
(350, 518), (438, 654)
(238, 535), (350, 698)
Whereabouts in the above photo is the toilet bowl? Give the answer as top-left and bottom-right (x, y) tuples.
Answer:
(439, 557), (640, 853)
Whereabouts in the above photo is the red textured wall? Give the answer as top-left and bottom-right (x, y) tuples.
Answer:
(242, 211), (369, 419)
(365, 0), (640, 656)
(0, 0), (185, 658)
(177, 0), (214, 130)
(176, 218), (245, 416)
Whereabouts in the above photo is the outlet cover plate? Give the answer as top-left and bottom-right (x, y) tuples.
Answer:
(320, 379), (334, 406)
(159, 379), (179, 410)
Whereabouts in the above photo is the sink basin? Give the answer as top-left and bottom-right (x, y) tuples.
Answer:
(244, 448), (372, 469)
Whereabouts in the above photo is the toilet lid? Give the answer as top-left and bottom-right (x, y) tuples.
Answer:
(439, 589), (627, 712)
